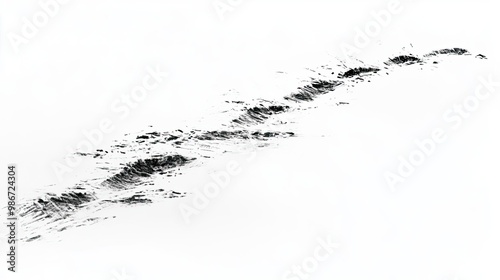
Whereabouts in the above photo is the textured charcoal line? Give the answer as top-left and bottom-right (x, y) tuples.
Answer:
(20, 47), (485, 242)
(102, 189), (187, 205)
(105, 194), (153, 204)
(89, 47), (479, 161)
(75, 47), (481, 165)
(102, 154), (195, 189)
(384, 55), (422, 66)
(26, 235), (42, 242)
(133, 131), (183, 145)
(285, 80), (344, 102)
(20, 191), (96, 220)
(194, 130), (295, 141)
(338, 67), (380, 78)
(62, 47), (480, 160)
(231, 104), (290, 125)
(115, 130), (296, 160)
(19, 187), (188, 242)
(425, 48), (470, 57)
(17, 129), (293, 228)
(161, 129), (295, 161)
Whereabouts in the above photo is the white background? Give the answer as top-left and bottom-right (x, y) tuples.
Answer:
(1, 0), (500, 279)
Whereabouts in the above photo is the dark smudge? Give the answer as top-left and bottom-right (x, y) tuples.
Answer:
(195, 130), (295, 141)
(103, 189), (187, 205)
(108, 194), (153, 204)
(338, 67), (380, 78)
(102, 155), (195, 189)
(285, 80), (343, 102)
(232, 104), (290, 125)
(385, 55), (422, 66)
(425, 48), (469, 56)
(20, 191), (96, 220)
(26, 235), (41, 242)
(130, 129), (295, 149)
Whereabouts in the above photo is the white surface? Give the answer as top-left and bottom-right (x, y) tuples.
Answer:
(1, 0), (499, 279)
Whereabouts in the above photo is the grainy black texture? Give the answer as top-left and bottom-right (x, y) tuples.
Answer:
(102, 155), (195, 189)
(385, 55), (422, 65)
(285, 80), (343, 102)
(425, 48), (469, 56)
(232, 104), (290, 125)
(338, 67), (380, 78)
(19, 47), (485, 242)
